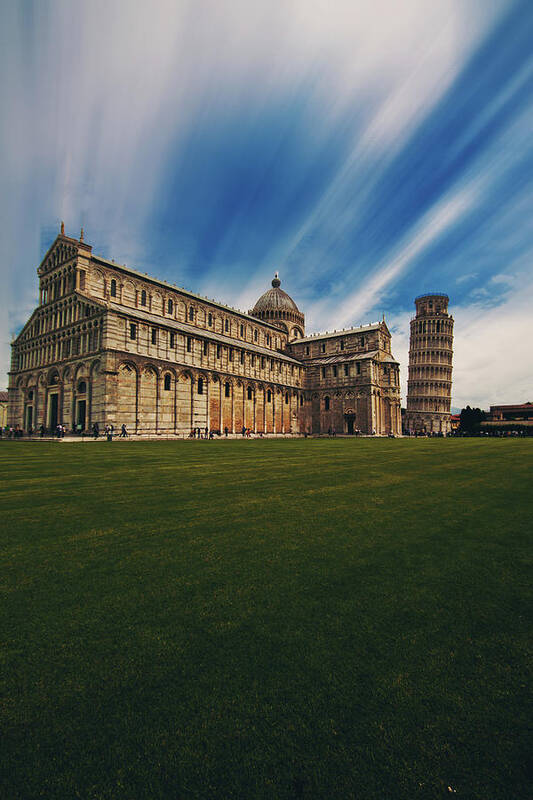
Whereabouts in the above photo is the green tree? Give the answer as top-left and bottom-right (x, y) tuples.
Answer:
(459, 405), (486, 431)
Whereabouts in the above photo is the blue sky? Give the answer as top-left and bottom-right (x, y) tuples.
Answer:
(1, 0), (532, 409)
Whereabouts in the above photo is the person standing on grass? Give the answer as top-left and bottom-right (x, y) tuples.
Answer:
(93, 422), (99, 439)
(224, 426), (228, 437)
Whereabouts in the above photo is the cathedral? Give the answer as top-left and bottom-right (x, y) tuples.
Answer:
(7, 227), (402, 436)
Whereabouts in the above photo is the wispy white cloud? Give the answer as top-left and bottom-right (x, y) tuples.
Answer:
(304, 183), (479, 331)
(451, 273), (533, 409)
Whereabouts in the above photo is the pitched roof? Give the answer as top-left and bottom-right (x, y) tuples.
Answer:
(93, 255), (283, 331)
(305, 350), (399, 366)
(294, 322), (383, 344)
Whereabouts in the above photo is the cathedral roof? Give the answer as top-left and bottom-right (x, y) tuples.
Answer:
(308, 351), (399, 366)
(252, 274), (301, 314)
(294, 322), (385, 344)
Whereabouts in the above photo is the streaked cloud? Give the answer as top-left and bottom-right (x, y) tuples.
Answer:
(1, 0), (532, 409)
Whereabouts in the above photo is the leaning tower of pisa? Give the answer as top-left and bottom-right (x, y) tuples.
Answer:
(405, 293), (454, 435)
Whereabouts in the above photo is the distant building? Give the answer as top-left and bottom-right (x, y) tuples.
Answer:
(404, 293), (454, 435)
(450, 413), (461, 432)
(487, 402), (533, 422)
(481, 402), (533, 431)
(0, 391), (8, 428)
(7, 226), (402, 436)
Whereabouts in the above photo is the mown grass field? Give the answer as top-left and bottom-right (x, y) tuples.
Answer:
(1, 438), (531, 799)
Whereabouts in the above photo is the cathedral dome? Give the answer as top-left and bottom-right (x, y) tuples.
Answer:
(252, 273), (301, 314)
(249, 273), (305, 340)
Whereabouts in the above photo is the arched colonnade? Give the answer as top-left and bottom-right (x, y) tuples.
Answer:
(116, 362), (303, 435)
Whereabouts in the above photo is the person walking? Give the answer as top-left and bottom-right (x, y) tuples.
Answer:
(121, 424), (128, 438)
(224, 426), (228, 437)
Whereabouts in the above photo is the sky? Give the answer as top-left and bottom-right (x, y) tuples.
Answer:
(1, 0), (532, 410)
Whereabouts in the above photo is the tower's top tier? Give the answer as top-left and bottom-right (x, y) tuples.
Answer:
(414, 293), (449, 317)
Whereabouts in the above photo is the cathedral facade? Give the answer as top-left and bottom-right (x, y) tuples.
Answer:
(8, 228), (402, 436)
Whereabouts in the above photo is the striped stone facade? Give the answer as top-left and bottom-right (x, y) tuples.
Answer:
(8, 229), (402, 437)
(405, 293), (454, 434)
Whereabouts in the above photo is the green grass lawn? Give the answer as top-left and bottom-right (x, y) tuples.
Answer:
(1, 438), (531, 799)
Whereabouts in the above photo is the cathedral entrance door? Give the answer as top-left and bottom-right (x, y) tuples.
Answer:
(26, 406), (33, 431)
(77, 400), (87, 431)
(344, 413), (355, 435)
(48, 393), (58, 431)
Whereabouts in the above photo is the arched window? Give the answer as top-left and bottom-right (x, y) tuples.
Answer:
(208, 313), (213, 326)
(240, 324), (244, 337)
(164, 374), (171, 391)
(189, 307), (194, 321)
(224, 318), (229, 332)
(248, 386), (253, 400)
(324, 396), (330, 410)
(300, 395), (304, 406)
(254, 329), (258, 342)
(78, 380), (87, 394)
(141, 289), (147, 306)
(225, 382), (230, 398)
(110, 279), (117, 298)
(267, 389), (271, 403)
(168, 299), (173, 314)
(285, 392), (289, 404)
(197, 378), (203, 394)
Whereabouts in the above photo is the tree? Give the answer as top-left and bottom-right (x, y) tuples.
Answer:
(459, 405), (486, 432)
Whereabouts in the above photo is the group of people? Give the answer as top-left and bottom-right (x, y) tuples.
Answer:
(188, 426), (266, 439)
(90, 422), (129, 440)
(189, 427), (217, 439)
(1, 425), (24, 438)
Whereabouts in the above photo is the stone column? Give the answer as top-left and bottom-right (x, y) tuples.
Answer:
(190, 374), (194, 433)
(219, 379), (223, 433)
(206, 375), (210, 432)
